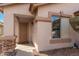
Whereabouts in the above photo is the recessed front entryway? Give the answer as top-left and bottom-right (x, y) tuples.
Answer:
(14, 14), (35, 56)
(14, 14), (34, 45)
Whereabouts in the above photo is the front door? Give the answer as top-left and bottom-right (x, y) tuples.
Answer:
(19, 23), (28, 44)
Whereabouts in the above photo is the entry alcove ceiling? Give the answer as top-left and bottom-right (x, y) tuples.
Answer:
(15, 14), (34, 23)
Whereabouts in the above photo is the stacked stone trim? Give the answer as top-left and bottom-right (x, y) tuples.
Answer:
(0, 36), (16, 56)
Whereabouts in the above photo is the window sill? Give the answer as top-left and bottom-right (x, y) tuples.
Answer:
(49, 38), (71, 44)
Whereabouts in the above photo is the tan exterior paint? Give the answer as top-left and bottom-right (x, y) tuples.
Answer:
(35, 21), (72, 51)
(3, 4), (32, 36)
(2, 3), (79, 52)
(3, 4), (35, 44)
(32, 21), (39, 52)
(34, 3), (79, 51)
(34, 16), (72, 51)
(37, 3), (79, 17)
(14, 17), (19, 43)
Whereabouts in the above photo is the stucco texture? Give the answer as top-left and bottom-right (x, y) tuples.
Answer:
(36, 3), (79, 51)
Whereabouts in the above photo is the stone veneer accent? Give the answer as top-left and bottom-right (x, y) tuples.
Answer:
(0, 36), (16, 56)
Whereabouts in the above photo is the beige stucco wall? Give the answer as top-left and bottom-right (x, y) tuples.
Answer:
(35, 3), (79, 51)
(37, 3), (79, 17)
(14, 17), (19, 43)
(3, 3), (79, 52)
(3, 4), (31, 36)
(36, 21), (72, 51)
(32, 22), (39, 52)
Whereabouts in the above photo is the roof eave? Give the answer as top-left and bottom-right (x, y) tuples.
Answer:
(0, 3), (14, 7)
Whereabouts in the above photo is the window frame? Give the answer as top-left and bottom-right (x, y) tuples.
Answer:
(48, 11), (72, 43)
(48, 12), (62, 40)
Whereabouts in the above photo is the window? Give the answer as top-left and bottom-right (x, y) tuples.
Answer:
(51, 16), (61, 38)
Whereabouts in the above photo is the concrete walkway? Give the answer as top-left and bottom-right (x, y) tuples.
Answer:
(15, 44), (35, 56)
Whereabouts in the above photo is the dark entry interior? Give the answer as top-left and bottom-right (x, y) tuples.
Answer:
(19, 23), (28, 44)
(15, 14), (34, 44)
